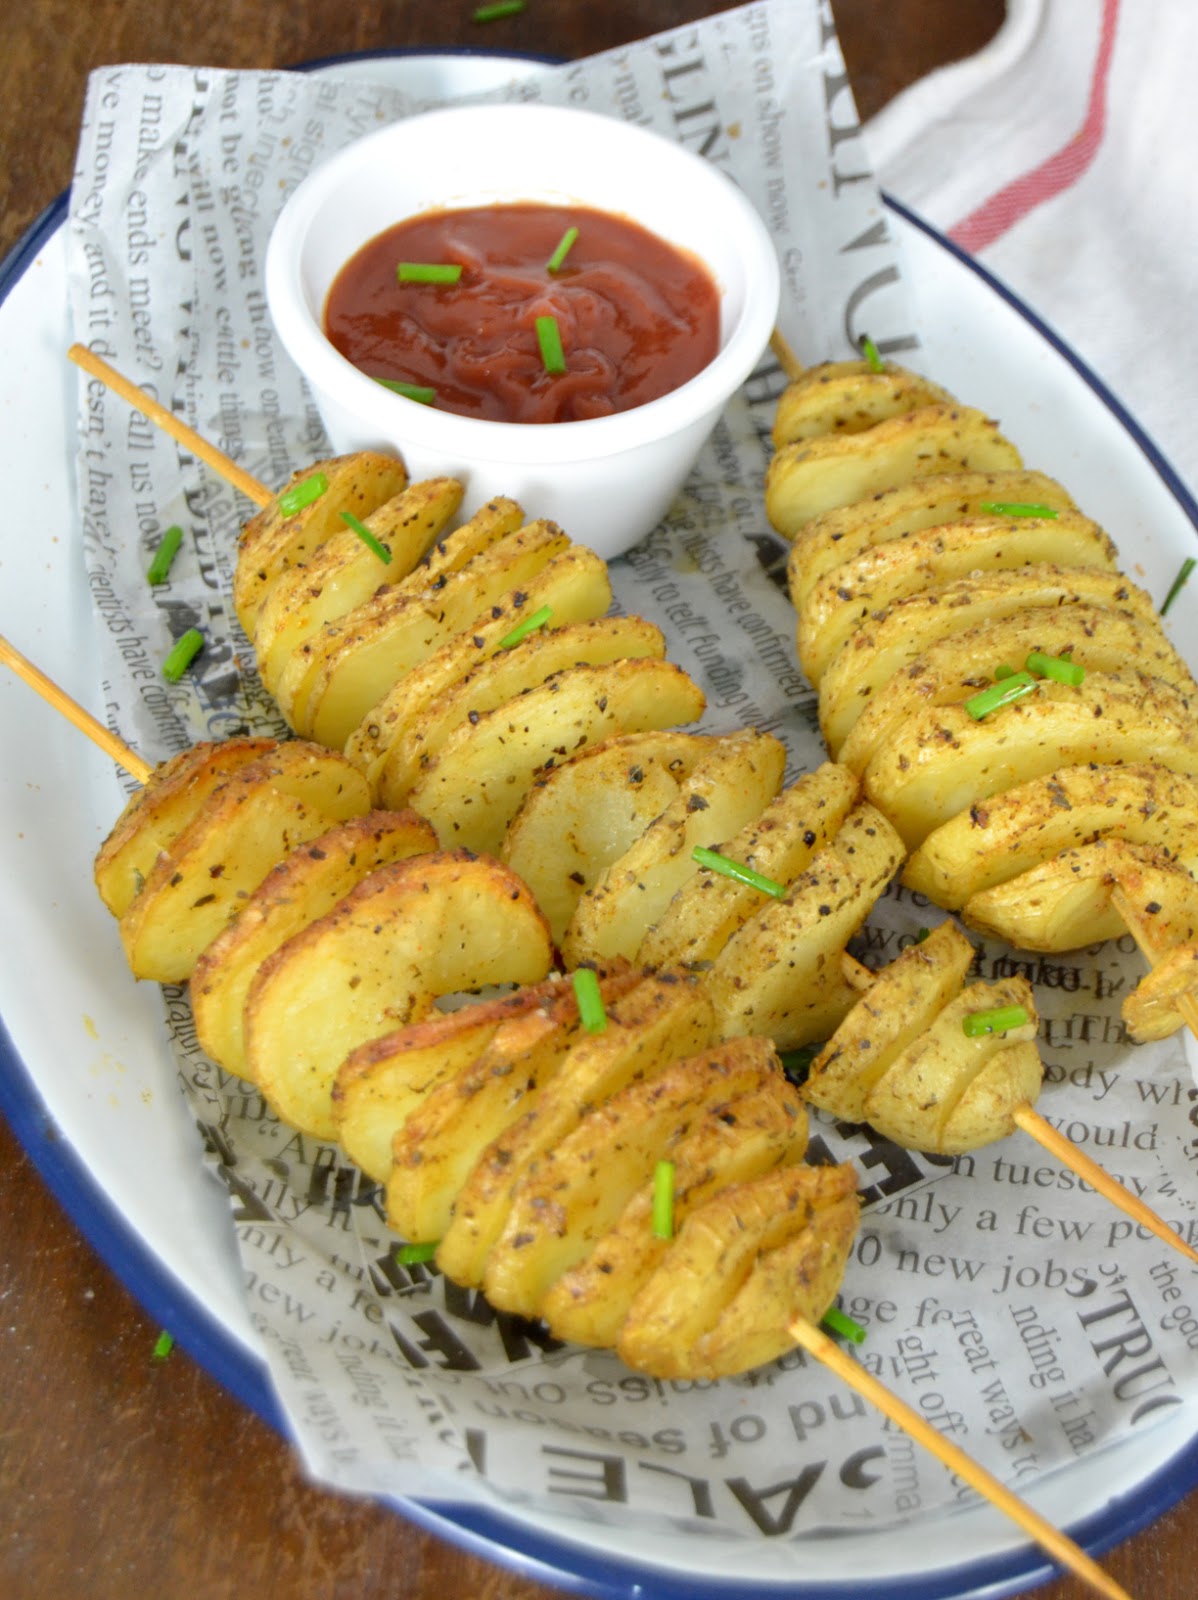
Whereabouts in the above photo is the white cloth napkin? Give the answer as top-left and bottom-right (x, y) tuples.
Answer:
(864, 0), (1198, 503)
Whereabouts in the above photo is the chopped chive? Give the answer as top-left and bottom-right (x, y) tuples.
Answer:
(536, 314), (567, 374)
(147, 525), (184, 585)
(1027, 649), (1085, 686)
(821, 1305), (866, 1344)
(374, 377), (436, 404)
(915, 927), (931, 943)
(979, 500), (1060, 519)
(278, 470), (328, 516)
(151, 1330), (175, 1361)
(993, 664), (1016, 681)
(572, 967), (607, 1033)
(963, 670), (1037, 720)
(1161, 556), (1197, 617)
(397, 262), (463, 284)
(473, 0), (525, 17)
(162, 628), (204, 682)
(963, 1004), (1030, 1038)
(497, 603), (552, 650)
(652, 1160), (676, 1240)
(341, 510), (392, 565)
(396, 1240), (439, 1265)
(692, 846), (787, 900)
(546, 226), (579, 274)
(780, 1045), (819, 1085)
(858, 334), (884, 373)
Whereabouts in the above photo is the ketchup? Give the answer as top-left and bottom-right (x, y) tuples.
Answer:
(323, 204), (720, 425)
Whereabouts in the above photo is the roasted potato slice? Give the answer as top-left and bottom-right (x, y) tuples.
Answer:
(804, 920), (977, 1122)
(118, 744), (370, 983)
(245, 850), (552, 1139)
(346, 543), (611, 788)
(541, 1067), (808, 1349)
(333, 975), (585, 1183)
(94, 737), (277, 918)
(786, 468), (1077, 612)
(501, 733), (713, 946)
(277, 517), (570, 742)
(797, 512), (1118, 687)
(253, 478), (466, 694)
(234, 451), (408, 637)
(905, 763), (1198, 911)
(637, 761), (861, 968)
(374, 616), (667, 805)
(409, 659), (707, 856)
(562, 728), (786, 965)
(617, 1161), (860, 1379)
(863, 671), (1198, 852)
(384, 967), (646, 1242)
(862, 978), (1041, 1153)
(1123, 941), (1198, 1042)
(771, 360), (953, 448)
(190, 809), (436, 1080)
(709, 802), (904, 1049)
(838, 605), (1195, 776)
(819, 566), (1156, 756)
(435, 970), (718, 1288)
(964, 838), (1198, 952)
(766, 403), (1022, 537)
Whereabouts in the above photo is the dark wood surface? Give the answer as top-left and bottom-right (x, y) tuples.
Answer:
(3, 4), (1192, 1598)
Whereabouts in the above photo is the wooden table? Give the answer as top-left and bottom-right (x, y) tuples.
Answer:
(2, 3), (1193, 1597)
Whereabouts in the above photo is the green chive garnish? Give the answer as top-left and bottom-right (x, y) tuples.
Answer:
(963, 670), (1037, 720)
(821, 1305), (866, 1344)
(692, 846), (787, 900)
(963, 1004), (1030, 1038)
(147, 525), (183, 585)
(652, 1160), (676, 1240)
(497, 603), (552, 650)
(546, 226), (579, 274)
(979, 501), (1060, 519)
(1027, 650), (1085, 686)
(162, 628), (204, 682)
(859, 334), (884, 373)
(473, 0), (525, 17)
(779, 1045), (819, 1085)
(993, 664), (1016, 681)
(915, 927), (931, 943)
(341, 510), (391, 565)
(397, 262), (463, 284)
(152, 1330), (175, 1361)
(278, 471), (328, 516)
(1161, 556), (1197, 617)
(397, 1240), (439, 1265)
(374, 377), (436, 404)
(536, 315), (567, 374)
(572, 967), (607, 1033)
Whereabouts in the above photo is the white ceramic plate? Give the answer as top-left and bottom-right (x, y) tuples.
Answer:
(4, 49), (1198, 1600)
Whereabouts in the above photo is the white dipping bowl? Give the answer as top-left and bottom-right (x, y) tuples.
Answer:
(265, 103), (780, 559)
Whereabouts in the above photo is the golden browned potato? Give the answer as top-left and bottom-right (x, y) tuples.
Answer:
(117, 743), (371, 983)
(435, 970), (718, 1288)
(561, 729), (787, 965)
(94, 737), (277, 918)
(234, 451), (408, 637)
(616, 1160), (860, 1379)
(766, 404), (1022, 538)
(540, 1068), (808, 1349)
(190, 809), (437, 1080)
(407, 659), (707, 857)
(253, 477), (467, 694)
(244, 851), (552, 1140)
(1123, 941), (1198, 1042)
(771, 360), (953, 448)
(501, 733), (713, 947)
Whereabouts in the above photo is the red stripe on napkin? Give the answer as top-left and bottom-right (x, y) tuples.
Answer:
(948, 0), (1119, 255)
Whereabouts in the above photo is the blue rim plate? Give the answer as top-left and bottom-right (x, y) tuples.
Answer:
(3, 48), (1198, 1600)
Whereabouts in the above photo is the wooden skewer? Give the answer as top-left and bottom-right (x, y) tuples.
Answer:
(67, 343), (272, 509)
(769, 327), (804, 381)
(788, 1319), (1132, 1600)
(0, 633), (151, 784)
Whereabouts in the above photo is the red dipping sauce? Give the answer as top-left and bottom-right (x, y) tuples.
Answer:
(323, 204), (721, 425)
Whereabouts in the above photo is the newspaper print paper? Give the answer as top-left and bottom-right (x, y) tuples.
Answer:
(65, 0), (1198, 1547)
